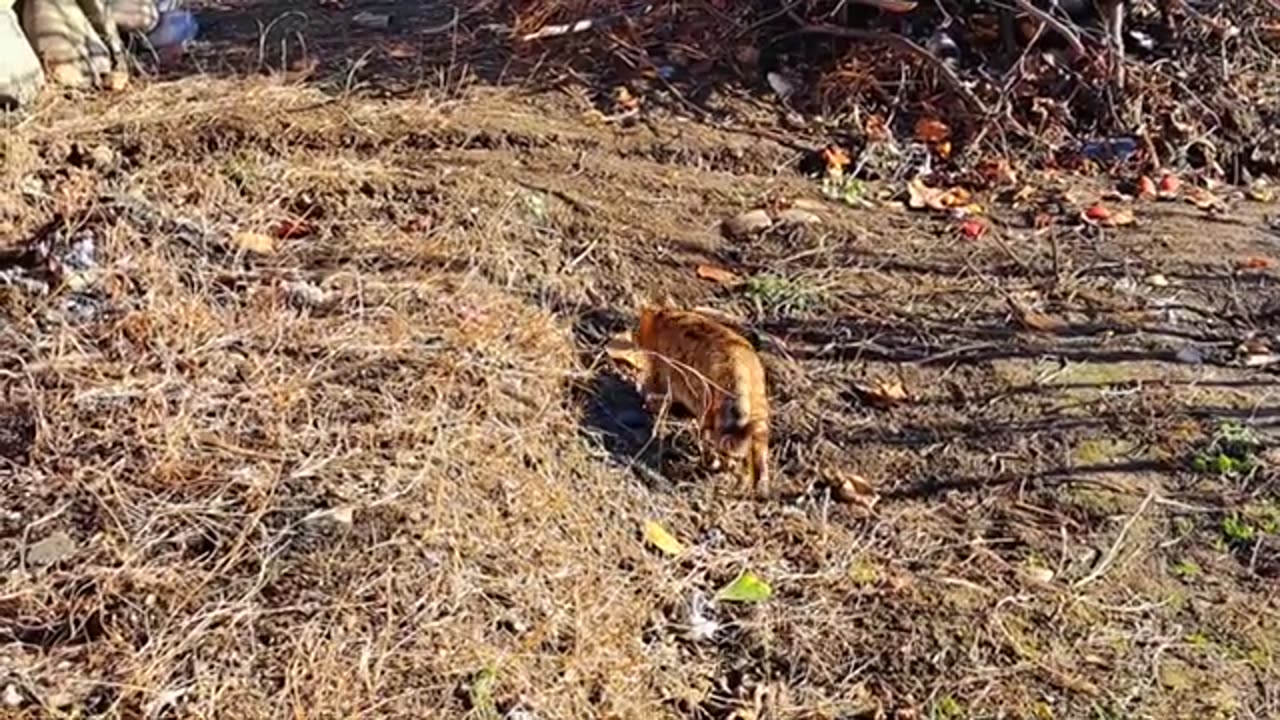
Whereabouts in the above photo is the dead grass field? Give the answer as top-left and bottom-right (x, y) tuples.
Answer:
(2, 18), (1280, 719)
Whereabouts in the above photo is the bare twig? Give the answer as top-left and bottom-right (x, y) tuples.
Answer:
(1009, 0), (1086, 57)
(786, 10), (989, 116)
(1074, 490), (1156, 589)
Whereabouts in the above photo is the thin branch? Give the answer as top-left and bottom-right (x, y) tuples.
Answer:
(1009, 0), (1086, 57)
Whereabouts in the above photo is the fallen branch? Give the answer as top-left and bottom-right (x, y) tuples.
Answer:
(1010, 0), (1086, 57)
(787, 11), (989, 116)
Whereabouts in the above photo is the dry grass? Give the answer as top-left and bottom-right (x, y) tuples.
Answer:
(1, 72), (1279, 720)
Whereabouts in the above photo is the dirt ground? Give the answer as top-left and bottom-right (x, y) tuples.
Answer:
(2, 2), (1280, 718)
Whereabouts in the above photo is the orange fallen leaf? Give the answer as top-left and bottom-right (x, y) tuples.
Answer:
(1137, 176), (1156, 199)
(1009, 300), (1066, 333)
(1157, 174), (1180, 199)
(979, 158), (1018, 186)
(1240, 257), (1275, 270)
(822, 145), (851, 174)
(935, 141), (953, 159)
(695, 264), (742, 284)
(914, 118), (951, 143)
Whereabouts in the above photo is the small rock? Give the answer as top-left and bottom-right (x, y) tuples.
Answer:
(352, 11), (390, 28)
(1022, 566), (1055, 584)
(281, 280), (328, 308)
(722, 209), (773, 239)
(88, 144), (116, 169)
(1174, 346), (1204, 364)
(46, 691), (77, 709)
(1145, 273), (1170, 287)
(303, 505), (355, 526)
(774, 208), (822, 226)
(2, 684), (24, 708)
(765, 71), (795, 100)
(26, 531), (77, 566)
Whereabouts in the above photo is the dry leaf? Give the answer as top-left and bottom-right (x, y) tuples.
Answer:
(1158, 174), (1181, 195)
(386, 43), (417, 58)
(855, 0), (918, 12)
(642, 520), (686, 556)
(613, 86), (640, 112)
(979, 158), (1018, 186)
(605, 333), (647, 371)
(822, 145), (851, 174)
(1010, 301), (1066, 333)
(907, 179), (970, 212)
(1186, 187), (1220, 210)
(854, 379), (908, 408)
(1247, 184), (1275, 203)
(1098, 208), (1136, 227)
(914, 118), (951, 143)
(105, 71), (130, 92)
(864, 115), (891, 143)
(696, 264), (741, 284)
(233, 231), (275, 255)
(833, 473), (880, 509)
(934, 141), (953, 159)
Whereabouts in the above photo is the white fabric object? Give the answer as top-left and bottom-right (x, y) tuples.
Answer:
(108, 0), (158, 33)
(0, 5), (43, 106)
(22, 0), (111, 88)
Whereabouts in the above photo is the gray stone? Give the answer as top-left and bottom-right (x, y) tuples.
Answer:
(0, 6), (42, 108)
(26, 530), (77, 566)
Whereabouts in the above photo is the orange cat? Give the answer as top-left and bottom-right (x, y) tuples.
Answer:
(630, 303), (771, 498)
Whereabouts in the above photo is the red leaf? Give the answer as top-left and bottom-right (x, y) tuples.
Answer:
(959, 219), (987, 239)
(275, 219), (315, 239)
(1084, 204), (1111, 221)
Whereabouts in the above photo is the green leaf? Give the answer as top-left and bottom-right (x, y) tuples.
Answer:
(716, 571), (773, 603)
(468, 666), (499, 720)
(642, 520), (686, 557)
